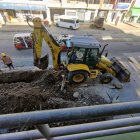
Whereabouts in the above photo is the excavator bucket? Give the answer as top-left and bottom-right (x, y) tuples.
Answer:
(111, 57), (130, 82)
(34, 54), (49, 70)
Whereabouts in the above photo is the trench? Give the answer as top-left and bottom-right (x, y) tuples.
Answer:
(0, 69), (111, 134)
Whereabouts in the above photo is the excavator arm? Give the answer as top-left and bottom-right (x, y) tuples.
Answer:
(31, 17), (61, 69)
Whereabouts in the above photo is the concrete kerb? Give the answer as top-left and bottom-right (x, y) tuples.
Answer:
(123, 22), (140, 29)
(98, 38), (139, 42)
(0, 29), (32, 32)
(6, 21), (28, 26)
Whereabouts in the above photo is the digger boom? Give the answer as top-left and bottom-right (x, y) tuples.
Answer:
(32, 17), (61, 69)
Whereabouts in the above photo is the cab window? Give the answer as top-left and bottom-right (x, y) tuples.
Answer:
(69, 47), (85, 63)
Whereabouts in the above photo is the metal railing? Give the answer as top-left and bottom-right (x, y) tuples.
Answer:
(0, 101), (140, 140)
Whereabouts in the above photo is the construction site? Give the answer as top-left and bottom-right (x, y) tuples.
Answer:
(0, 17), (140, 140)
(0, 17), (132, 114)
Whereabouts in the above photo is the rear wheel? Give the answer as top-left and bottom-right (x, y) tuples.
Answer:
(100, 73), (113, 84)
(56, 23), (59, 27)
(70, 26), (73, 30)
(68, 71), (88, 84)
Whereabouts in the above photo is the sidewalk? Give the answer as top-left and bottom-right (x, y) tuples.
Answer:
(107, 22), (140, 31)
(6, 22), (28, 26)
(107, 22), (140, 37)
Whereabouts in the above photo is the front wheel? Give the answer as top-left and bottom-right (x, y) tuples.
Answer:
(56, 23), (59, 27)
(68, 71), (88, 84)
(100, 73), (113, 84)
(70, 26), (73, 30)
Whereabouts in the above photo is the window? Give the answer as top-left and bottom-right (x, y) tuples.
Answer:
(70, 48), (85, 63)
(66, 12), (76, 16)
(104, 0), (111, 4)
(86, 48), (99, 66)
(88, 0), (100, 4)
(32, 11), (41, 15)
(60, 18), (75, 23)
(118, 0), (132, 2)
(89, 0), (93, 4)
(94, 0), (100, 4)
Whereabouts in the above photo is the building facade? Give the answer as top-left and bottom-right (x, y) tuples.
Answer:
(127, 0), (140, 23)
(0, 0), (135, 24)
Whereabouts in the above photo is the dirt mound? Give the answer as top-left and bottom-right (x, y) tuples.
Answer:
(0, 83), (107, 115)
(0, 70), (109, 115)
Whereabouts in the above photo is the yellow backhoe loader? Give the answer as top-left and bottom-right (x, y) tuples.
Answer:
(30, 17), (130, 84)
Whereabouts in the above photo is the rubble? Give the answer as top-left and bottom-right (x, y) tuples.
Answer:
(73, 92), (80, 99)
(111, 78), (123, 89)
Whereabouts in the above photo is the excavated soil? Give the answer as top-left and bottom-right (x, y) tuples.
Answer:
(0, 69), (108, 115)
(0, 71), (111, 132)
(0, 81), (108, 114)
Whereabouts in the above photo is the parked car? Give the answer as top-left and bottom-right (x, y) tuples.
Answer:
(13, 33), (33, 49)
(55, 15), (80, 30)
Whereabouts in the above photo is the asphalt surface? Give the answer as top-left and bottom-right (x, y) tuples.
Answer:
(0, 24), (140, 67)
(1, 23), (140, 103)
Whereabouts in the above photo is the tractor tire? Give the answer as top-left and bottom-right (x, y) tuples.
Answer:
(68, 71), (88, 84)
(100, 73), (113, 84)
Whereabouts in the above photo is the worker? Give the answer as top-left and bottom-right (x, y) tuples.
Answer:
(1, 53), (14, 70)
(59, 41), (66, 51)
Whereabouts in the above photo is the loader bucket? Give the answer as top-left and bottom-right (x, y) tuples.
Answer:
(111, 57), (130, 82)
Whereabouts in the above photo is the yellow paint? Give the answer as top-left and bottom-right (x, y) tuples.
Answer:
(67, 64), (90, 73)
(67, 64), (100, 79)
(89, 69), (100, 79)
(32, 17), (61, 69)
(100, 56), (112, 66)
(73, 74), (84, 83)
(96, 61), (116, 76)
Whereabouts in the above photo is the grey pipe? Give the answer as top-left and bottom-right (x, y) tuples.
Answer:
(51, 125), (140, 140)
(1, 125), (140, 140)
(50, 116), (140, 137)
(0, 101), (140, 129)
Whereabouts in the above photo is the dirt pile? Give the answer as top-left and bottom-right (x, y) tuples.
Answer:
(0, 71), (108, 114)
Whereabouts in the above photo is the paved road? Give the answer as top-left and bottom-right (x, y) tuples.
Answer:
(0, 24), (140, 67)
